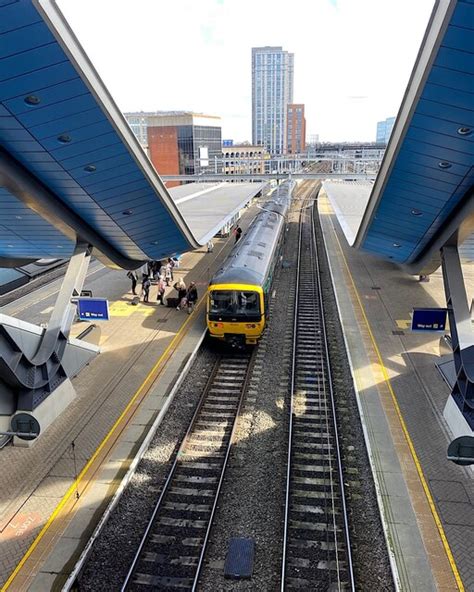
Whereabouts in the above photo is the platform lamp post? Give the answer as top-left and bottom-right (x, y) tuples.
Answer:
(447, 435), (474, 466)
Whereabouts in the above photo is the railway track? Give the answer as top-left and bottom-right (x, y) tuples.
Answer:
(121, 350), (255, 591)
(281, 198), (355, 590)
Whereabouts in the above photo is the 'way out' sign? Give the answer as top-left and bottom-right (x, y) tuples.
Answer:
(411, 308), (447, 332)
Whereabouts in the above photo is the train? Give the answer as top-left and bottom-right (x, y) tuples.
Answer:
(207, 181), (294, 347)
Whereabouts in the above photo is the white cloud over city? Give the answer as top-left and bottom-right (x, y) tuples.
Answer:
(57, 0), (435, 143)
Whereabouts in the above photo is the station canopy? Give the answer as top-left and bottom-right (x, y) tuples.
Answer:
(322, 0), (473, 275)
(0, 0), (263, 269)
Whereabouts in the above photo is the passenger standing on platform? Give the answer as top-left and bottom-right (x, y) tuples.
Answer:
(151, 260), (161, 280)
(156, 275), (166, 305)
(167, 258), (175, 281)
(207, 239), (214, 253)
(174, 278), (187, 310)
(186, 281), (198, 314)
(140, 262), (150, 282)
(126, 270), (138, 295)
(141, 276), (151, 302)
(234, 226), (242, 244)
(164, 261), (173, 286)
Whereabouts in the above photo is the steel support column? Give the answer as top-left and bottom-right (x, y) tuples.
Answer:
(441, 245), (474, 428)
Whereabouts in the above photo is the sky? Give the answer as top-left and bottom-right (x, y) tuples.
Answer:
(56, 0), (436, 144)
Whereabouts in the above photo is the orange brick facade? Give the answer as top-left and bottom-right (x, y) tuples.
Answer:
(147, 126), (180, 188)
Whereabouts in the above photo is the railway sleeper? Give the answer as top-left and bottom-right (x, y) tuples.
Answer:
(133, 574), (193, 588)
(150, 534), (203, 546)
(157, 516), (207, 528)
(143, 552), (198, 567)
(163, 502), (211, 512)
(169, 487), (214, 497)
(289, 520), (339, 533)
(293, 489), (339, 500)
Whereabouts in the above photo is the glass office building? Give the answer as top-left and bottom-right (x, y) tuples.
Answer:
(252, 46), (294, 155)
(124, 112), (222, 179)
(376, 117), (396, 144)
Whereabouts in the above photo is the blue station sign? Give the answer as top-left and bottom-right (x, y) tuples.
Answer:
(411, 308), (447, 332)
(77, 298), (109, 321)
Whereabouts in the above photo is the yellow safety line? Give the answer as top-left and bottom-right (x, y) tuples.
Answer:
(330, 222), (464, 591)
(1, 298), (205, 591)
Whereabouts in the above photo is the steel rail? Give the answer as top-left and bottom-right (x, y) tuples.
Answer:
(120, 356), (223, 591)
(310, 206), (356, 591)
(280, 184), (308, 590)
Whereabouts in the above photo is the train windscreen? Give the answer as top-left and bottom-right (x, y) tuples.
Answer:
(209, 290), (260, 316)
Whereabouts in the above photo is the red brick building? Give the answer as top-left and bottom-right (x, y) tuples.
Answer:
(286, 104), (306, 154)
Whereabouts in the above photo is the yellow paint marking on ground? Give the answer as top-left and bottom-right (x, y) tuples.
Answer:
(396, 319), (411, 329)
(109, 300), (158, 318)
(329, 218), (464, 591)
(108, 301), (136, 317)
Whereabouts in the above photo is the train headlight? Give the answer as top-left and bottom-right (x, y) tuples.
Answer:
(245, 324), (257, 329)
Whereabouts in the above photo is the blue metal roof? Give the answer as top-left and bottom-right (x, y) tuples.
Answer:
(355, 0), (474, 273)
(0, 0), (199, 268)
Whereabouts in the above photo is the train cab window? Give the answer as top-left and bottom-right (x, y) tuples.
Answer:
(209, 290), (260, 316)
(210, 291), (233, 313)
(236, 291), (259, 314)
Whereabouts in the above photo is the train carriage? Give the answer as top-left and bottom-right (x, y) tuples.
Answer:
(207, 183), (292, 346)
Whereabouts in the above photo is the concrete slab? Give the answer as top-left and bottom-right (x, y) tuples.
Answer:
(38, 536), (81, 573)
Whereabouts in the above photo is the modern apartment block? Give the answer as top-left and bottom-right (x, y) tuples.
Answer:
(287, 104), (306, 154)
(124, 111), (222, 185)
(376, 116), (396, 144)
(252, 46), (294, 155)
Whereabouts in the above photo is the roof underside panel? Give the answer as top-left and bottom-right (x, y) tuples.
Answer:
(360, 0), (474, 270)
(0, 187), (74, 259)
(0, 0), (196, 265)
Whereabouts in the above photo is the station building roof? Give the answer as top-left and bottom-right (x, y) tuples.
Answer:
(0, 0), (248, 269)
(323, 0), (473, 275)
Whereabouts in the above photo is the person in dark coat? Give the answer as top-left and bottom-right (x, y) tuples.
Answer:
(141, 276), (151, 302)
(186, 282), (198, 314)
(235, 226), (242, 243)
(127, 270), (138, 295)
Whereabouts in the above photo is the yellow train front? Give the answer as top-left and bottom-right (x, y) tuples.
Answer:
(208, 282), (265, 346)
(207, 182), (292, 347)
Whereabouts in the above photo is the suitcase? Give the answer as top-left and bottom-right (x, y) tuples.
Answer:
(166, 297), (180, 308)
